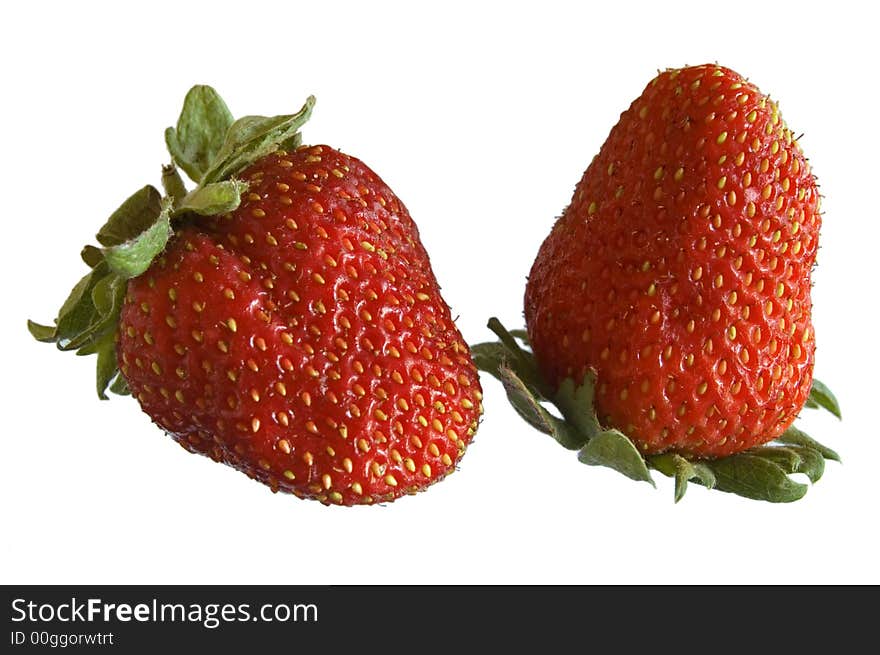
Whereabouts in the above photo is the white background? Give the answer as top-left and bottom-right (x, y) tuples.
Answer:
(2, 1), (877, 584)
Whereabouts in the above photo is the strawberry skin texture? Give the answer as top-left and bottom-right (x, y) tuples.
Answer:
(525, 65), (819, 458)
(118, 145), (482, 505)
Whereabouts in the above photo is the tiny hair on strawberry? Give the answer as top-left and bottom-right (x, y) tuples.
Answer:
(29, 86), (483, 506)
(474, 64), (841, 502)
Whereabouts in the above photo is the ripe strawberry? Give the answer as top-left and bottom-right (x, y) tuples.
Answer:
(524, 64), (819, 458)
(30, 87), (482, 505)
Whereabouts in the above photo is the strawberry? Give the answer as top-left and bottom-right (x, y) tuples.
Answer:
(523, 64), (819, 458)
(29, 86), (482, 505)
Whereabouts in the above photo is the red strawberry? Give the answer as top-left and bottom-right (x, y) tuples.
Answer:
(30, 88), (482, 505)
(524, 64), (819, 458)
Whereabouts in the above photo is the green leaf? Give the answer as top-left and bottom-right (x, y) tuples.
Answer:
(95, 186), (163, 247)
(787, 446), (825, 483)
(89, 333), (119, 400)
(165, 85), (235, 184)
(776, 425), (840, 462)
(201, 96), (315, 184)
(578, 429), (655, 486)
(109, 372), (130, 396)
(471, 341), (509, 382)
(497, 364), (585, 450)
(27, 320), (56, 342)
(54, 263), (109, 349)
(554, 374), (603, 441)
(708, 455), (808, 502)
(650, 453), (717, 502)
(749, 446), (803, 474)
(690, 462), (717, 488)
(80, 245), (104, 268)
(102, 200), (172, 279)
(806, 379), (841, 419)
(161, 164), (188, 206)
(61, 273), (126, 352)
(91, 273), (118, 317)
(176, 179), (247, 216)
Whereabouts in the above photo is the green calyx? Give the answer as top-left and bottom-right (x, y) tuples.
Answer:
(472, 318), (842, 503)
(28, 85), (316, 398)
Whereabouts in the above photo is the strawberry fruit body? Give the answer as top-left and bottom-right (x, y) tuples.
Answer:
(524, 64), (819, 458)
(30, 88), (481, 505)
